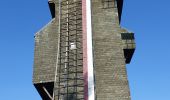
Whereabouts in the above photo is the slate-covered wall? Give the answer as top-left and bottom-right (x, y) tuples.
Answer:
(92, 0), (131, 99)
(33, 18), (59, 84)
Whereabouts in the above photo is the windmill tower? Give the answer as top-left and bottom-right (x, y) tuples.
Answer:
(32, 0), (135, 100)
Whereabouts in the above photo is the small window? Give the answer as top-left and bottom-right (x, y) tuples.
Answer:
(70, 42), (76, 50)
(121, 33), (135, 40)
(102, 0), (117, 9)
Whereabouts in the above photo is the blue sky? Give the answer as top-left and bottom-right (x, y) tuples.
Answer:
(0, 0), (170, 100)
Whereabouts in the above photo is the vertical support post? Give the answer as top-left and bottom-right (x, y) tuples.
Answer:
(82, 0), (95, 99)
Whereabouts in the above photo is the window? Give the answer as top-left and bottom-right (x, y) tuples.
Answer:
(102, 0), (117, 9)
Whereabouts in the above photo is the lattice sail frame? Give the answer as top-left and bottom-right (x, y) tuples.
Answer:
(57, 0), (84, 99)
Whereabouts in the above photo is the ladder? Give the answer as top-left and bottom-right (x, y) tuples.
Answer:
(57, 0), (84, 99)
